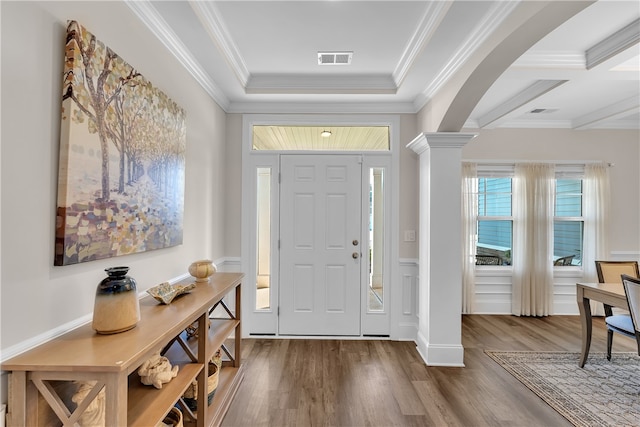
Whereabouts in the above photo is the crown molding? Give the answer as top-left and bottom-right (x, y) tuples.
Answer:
(227, 101), (416, 115)
(482, 118), (639, 130)
(245, 74), (397, 94)
(407, 132), (477, 154)
(189, 0), (250, 87)
(125, 0), (230, 111)
(413, 0), (520, 110)
(590, 120), (640, 130)
(573, 96), (640, 129)
(465, 113), (640, 131)
(496, 119), (573, 129)
(478, 80), (568, 128)
(511, 51), (585, 69)
(462, 119), (480, 130)
(586, 18), (640, 70)
(392, 1), (452, 87)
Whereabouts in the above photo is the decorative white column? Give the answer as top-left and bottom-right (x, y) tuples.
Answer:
(407, 132), (476, 366)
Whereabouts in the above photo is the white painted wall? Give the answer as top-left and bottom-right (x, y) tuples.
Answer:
(462, 128), (640, 314)
(398, 115), (419, 258)
(0, 0), (228, 363)
(224, 114), (243, 257)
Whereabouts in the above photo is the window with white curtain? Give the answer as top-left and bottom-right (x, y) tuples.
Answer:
(475, 165), (589, 268)
(476, 177), (512, 265)
(554, 179), (583, 266)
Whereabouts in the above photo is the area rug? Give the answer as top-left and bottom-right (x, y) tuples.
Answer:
(486, 351), (640, 427)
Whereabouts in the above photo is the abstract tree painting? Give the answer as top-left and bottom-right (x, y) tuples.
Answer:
(55, 21), (186, 266)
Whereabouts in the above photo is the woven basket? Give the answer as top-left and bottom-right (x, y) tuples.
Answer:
(211, 347), (222, 369)
(183, 349), (222, 410)
(156, 407), (183, 427)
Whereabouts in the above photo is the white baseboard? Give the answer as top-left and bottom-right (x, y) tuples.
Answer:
(416, 331), (465, 367)
(473, 301), (511, 314)
(474, 301), (583, 315)
(395, 321), (418, 341)
(553, 302), (580, 315)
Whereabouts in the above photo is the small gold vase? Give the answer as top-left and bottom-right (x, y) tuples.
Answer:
(188, 260), (216, 283)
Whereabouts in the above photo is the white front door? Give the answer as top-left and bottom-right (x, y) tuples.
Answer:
(279, 155), (362, 335)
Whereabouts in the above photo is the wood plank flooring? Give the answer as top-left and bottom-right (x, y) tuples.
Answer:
(221, 315), (637, 427)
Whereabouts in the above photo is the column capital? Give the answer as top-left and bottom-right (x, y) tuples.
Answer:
(406, 132), (477, 155)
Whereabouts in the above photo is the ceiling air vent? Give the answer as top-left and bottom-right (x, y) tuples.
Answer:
(318, 51), (353, 65)
(529, 108), (558, 114)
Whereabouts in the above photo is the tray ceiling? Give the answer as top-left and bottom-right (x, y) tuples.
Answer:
(128, 1), (639, 130)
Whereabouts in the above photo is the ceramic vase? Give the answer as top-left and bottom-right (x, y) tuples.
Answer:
(92, 266), (140, 334)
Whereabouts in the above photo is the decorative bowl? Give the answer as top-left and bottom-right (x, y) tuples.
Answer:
(147, 282), (196, 304)
(188, 260), (217, 283)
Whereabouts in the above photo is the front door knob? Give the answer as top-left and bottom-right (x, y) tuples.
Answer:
(352, 239), (359, 246)
(352, 252), (359, 259)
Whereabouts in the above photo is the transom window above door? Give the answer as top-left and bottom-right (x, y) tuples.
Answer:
(252, 125), (390, 151)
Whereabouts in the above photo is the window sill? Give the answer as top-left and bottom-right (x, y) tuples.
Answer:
(553, 266), (584, 278)
(475, 267), (513, 277)
(475, 266), (585, 279)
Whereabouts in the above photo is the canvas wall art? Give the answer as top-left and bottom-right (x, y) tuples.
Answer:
(55, 20), (186, 266)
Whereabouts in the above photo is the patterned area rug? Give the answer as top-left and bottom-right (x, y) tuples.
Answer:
(486, 351), (640, 427)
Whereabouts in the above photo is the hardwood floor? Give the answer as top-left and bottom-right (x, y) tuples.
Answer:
(222, 315), (637, 427)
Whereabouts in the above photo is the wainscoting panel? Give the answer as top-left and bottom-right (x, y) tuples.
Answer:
(402, 273), (415, 315)
(474, 269), (513, 314)
(395, 259), (419, 340)
(472, 266), (610, 315)
(553, 272), (586, 315)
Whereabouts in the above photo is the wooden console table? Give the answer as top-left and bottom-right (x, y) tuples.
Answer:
(2, 272), (244, 427)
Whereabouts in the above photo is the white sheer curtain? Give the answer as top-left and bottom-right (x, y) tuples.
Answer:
(461, 162), (477, 314)
(512, 163), (555, 316)
(583, 163), (610, 314)
(583, 162), (610, 279)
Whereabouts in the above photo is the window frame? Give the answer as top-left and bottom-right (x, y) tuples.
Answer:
(475, 173), (513, 267)
(473, 164), (586, 269)
(553, 172), (584, 268)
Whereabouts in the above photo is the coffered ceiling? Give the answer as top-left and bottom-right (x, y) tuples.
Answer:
(128, 0), (640, 130)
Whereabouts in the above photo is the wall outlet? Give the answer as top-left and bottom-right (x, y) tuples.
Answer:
(404, 230), (416, 242)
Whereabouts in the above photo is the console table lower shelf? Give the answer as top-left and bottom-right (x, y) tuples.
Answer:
(203, 365), (245, 427)
(125, 363), (244, 426)
(128, 362), (202, 425)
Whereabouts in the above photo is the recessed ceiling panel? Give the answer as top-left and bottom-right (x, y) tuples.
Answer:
(215, 1), (428, 74)
(252, 126), (390, 151)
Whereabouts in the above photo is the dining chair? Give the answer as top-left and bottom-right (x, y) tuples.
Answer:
(604, 274), (640, 360)
(595, 260), (639, 283)
(595, 261), (639, 317)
